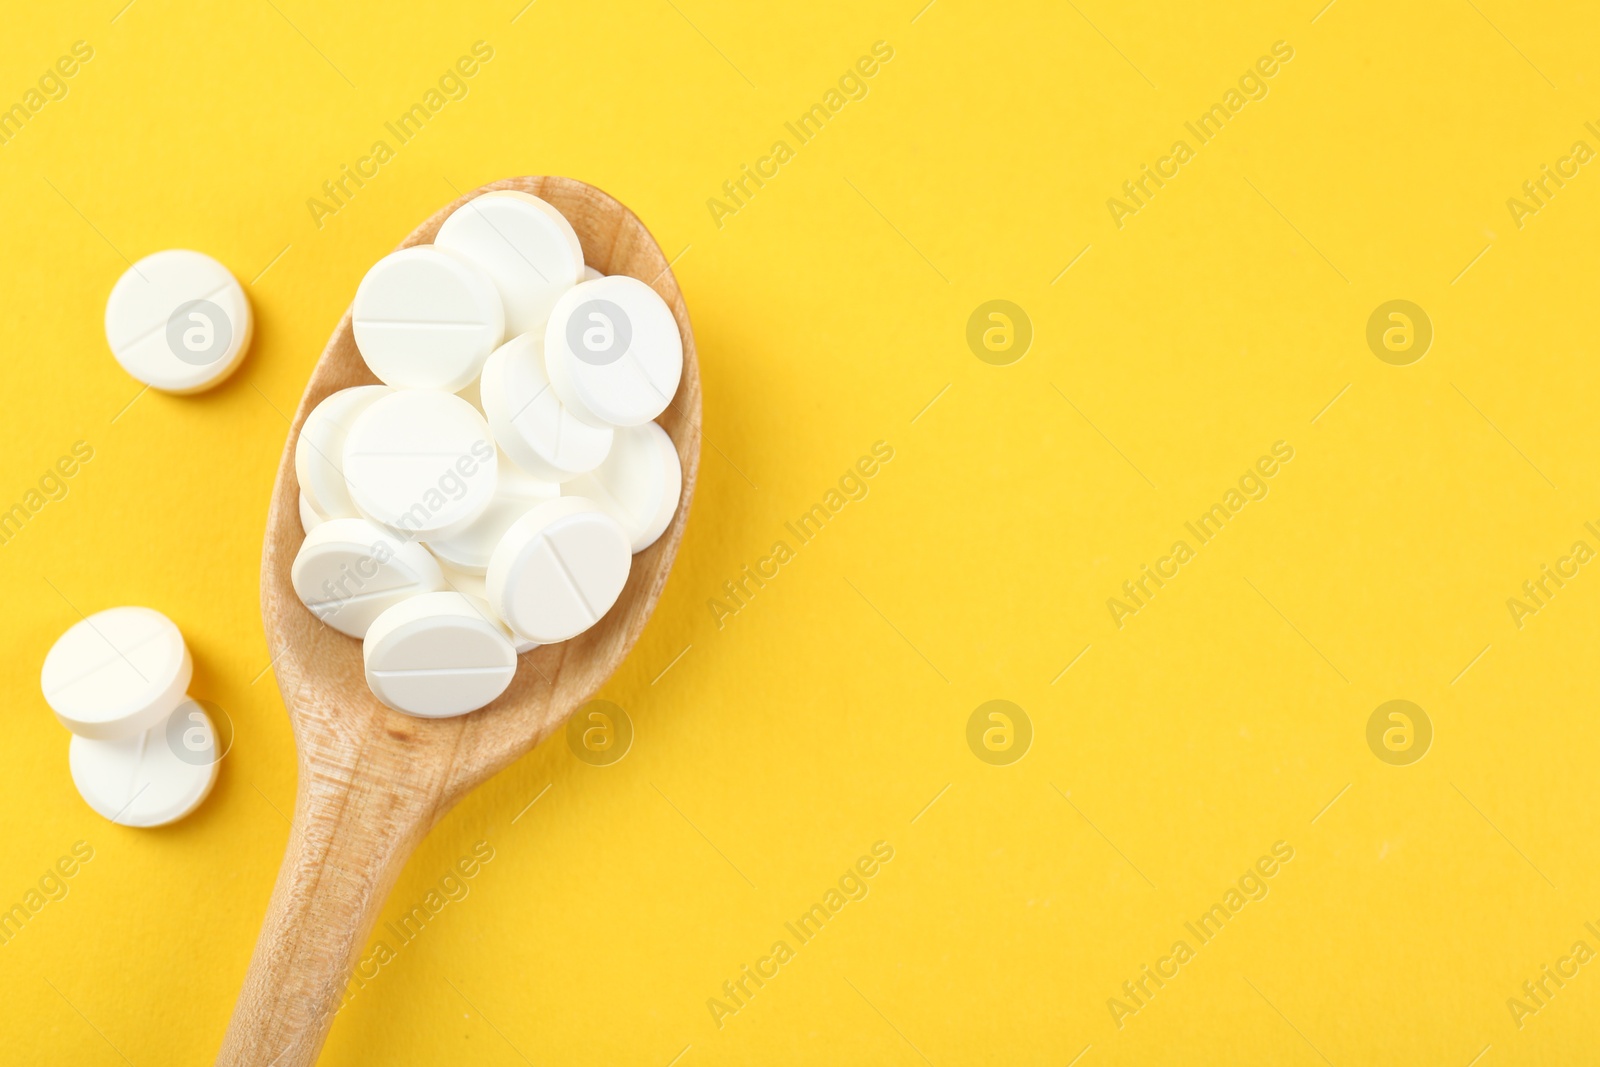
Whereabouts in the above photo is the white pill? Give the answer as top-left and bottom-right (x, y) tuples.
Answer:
(352, 246), (504, 391)
(364, 592), (517, 717)
(545, 275), (683, 427)
(480, 333), (613, 483)
(295, 385), (390, 520)
(68, 698), (219, 826)
(425, 456), (559, 575)
(563, 422), (681, 553)
(298, 493), (324, 534)
(486, 498), (631, 643)
(291, 518), (444, 638)
(104, 249), (253, 394)
(582, 266), (603, 282)
(343, 391), (498, 538)
(41, 606), (192, 741)
(434, 191), (584, 337)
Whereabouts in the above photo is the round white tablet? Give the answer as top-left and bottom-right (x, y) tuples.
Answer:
(104, 249), (253, 393)
(41, 606), (192, 741)
(343, 391), (498, 539)
(69, 699), (219, 826)
(480, 333), (613, 483)
(298, 493), (324, 534)
(563, 422), (682, 552)
(486, 498), (632, 643)
(434, 191), (584, 337)
(291, 518), (444, 638)
(582, 266), (603, 282)
(425, 457), (558, 574)
(544, 275), (683, 427)
(363, 592), (517, 717)
(295, 385), (390, 520)
(351, 246), (504, 391)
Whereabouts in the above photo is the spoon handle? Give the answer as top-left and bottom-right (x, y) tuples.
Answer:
(216, 746), (440, 1066)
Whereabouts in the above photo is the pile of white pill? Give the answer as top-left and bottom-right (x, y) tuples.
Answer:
(292, 190), (683, 719)
(38, 246), (255, 828)
(40, 607), (221, 827)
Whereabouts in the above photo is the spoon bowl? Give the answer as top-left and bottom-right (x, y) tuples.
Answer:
(218, 177), (699, 1066)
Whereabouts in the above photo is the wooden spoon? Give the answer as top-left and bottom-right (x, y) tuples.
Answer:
(217, 177), (699, 1066)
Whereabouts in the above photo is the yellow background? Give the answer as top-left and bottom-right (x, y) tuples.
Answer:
(3, 0), (1599, 1063)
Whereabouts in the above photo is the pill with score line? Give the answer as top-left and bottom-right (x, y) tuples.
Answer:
(363, 591), (518, 717)
(342, 390), (499, 538)
(68, 698), (219, 826)
(104, 249), (253, 393)
(544, 275), (683, 427)
(480, 332), (613, 483)
(486, 497), (632, 644)
(562, 421), (681, 553)
(40, 606), (193, 740)
(290, 518), (445, 638)
(295, 385), (390, 521)
(434, 190), (585, 337)
(352, 246), (504, 391)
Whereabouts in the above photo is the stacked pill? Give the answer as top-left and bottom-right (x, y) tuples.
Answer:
(40, 607), (222, 827)
(292, 190), (684, 719)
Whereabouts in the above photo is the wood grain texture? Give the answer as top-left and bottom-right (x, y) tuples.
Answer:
(216, 177), (700, 1067)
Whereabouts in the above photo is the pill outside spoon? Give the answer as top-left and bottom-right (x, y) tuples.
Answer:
(216, 177), (699, 1066)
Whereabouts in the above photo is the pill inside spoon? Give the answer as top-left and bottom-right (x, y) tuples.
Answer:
(288, 188), (684, 718)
